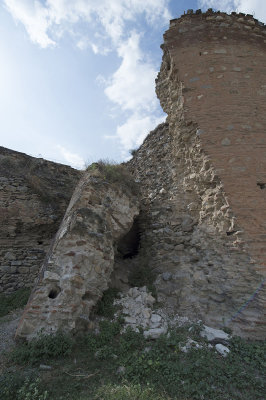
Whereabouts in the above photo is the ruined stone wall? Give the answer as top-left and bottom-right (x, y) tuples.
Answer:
(128, 10), (266, 339)
(0, 147), (81, 293)
(16, 166), (139, 339)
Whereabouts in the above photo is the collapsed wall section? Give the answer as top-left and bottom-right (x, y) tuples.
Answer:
(129, 10), (266, 339)
(0, 147), (81, 293)
(16, 166), (139, 339)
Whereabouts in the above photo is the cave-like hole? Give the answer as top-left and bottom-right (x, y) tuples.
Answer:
(37, 240), (43, 245)
(226, 230), (237, 236)
(257, 182), (266, 189)
(117, 217), (141, 259)
(48, 286), (61, 299)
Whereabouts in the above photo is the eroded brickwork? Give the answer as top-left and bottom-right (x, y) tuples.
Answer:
(163, 10), (266, 272)
(128, 10), (266, 339)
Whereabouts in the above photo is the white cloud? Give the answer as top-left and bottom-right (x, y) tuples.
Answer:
(4, 0), (171, 48)
(198, 0), (266, 22)
(103, 31), (166, 154)
(4, 0), (55, 48)
(4, 0), (171, 157)
(104, 32), (157, 113)
(116, 113), (165, 152)
(57, 145), (84, 169)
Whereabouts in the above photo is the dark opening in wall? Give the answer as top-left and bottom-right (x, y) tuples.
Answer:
(226, 230), (237, 236)
(257, 182), (266, 189)
(116, 217), (141, 259)
(48, 286), (61, 299)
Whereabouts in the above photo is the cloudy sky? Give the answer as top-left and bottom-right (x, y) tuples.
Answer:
(1, 0), (265, 169)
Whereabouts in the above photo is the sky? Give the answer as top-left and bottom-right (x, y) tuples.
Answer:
(1, 1), (266, 169)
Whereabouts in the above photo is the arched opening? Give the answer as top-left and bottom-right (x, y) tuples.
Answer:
(116, 217), (141, 259)
(48, 286), (61, 299)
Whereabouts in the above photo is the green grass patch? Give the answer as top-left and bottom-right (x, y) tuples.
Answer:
(9, 331), (74, 366)
(86, 160), (139, 195)
(94, 288), (121, 318)
(0, 288), (31, 318)
(3, 320), (266, 400)
(93, 382), (170, 400)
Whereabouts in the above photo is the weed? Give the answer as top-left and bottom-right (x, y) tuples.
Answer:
(0, 372), (27, 400)
(86, 160), (138, 195)
(129, 148), (138, 156)
(10, 331), (74, 365)
(94, 382), (170, 400)
(4, 318), (266, 400)
(17, 378), (48, 400)
(0, 288), (31, 318)
(94, 287), (120, 318)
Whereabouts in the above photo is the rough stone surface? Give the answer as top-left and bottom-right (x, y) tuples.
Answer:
(15, 168), (139, 339)
(200, 325), (230, 342)
(0, 147), (81, 293)
(2, 10), (266, 341)
(128, 10), (266, 339)
(215, 343), (230, 357)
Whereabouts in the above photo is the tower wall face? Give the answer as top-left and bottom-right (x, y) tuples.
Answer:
(154, 11), (266, 337)
(162, 12), (266, 276)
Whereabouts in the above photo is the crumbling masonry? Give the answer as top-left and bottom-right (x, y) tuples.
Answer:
(1, 10), (266, 340)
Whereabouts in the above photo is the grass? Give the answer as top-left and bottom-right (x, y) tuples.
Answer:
(94, 287), (121, 318)
(0, 288), (31, 318)
(9, 331), (74, 366)
(86, 160), (139, 195)
(2, 318), (265, 400)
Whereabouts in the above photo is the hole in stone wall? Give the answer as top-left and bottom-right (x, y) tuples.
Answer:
(257, 182), (266, 189)
(117, 217), (141, 259)
(48, 286), (61, 299)
(37, 240), (43, 245)
(226, 231), (237, 236)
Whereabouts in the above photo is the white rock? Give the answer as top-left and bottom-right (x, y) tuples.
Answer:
(142, 309), (151, 319)
(215, 343), (230, 357)
(43, 271), (60, 282)
(144, 327), (167, 339)
(146, 294), (156, 306)
(179, 338), (202, 353)
(200, 325), (230, 342)
(125, 316), (137, 324)
(39, 364), (52, 370)
(151, 314), (162, 323)
(139, 286), (147, 292)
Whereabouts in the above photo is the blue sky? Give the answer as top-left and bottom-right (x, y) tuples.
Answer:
(1, 1), (265, 169)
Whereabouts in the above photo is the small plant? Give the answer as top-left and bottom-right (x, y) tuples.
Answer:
(86, 160), (138, 195)
(10, 331), (74, 365)
(0, 287), (31, 318)
(94, 382), (170, 400)
(95, 287), (120, 318)
(17, 378), (48, 400)
(129, 148), (138, 156)
(0, 372), (26, 400)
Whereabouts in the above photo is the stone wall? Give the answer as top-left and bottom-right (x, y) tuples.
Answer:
(128, 10), (266, 339)
(16, 165), (139, 339)
(0, 147), (81, 293)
